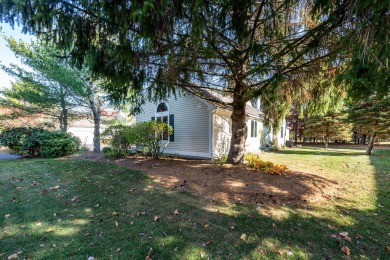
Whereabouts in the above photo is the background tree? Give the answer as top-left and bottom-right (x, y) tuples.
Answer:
(337, 0), (390, 101)
(304, 113), (352, 149)
(0, 105), (49, 131)
(0, 0), (353, 164)
(0, 38), (103, 151)
(347, 97), (390, 155)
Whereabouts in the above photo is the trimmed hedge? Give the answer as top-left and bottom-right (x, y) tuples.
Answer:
(0, 127), (81, 158)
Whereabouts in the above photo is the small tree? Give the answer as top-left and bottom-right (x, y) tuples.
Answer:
(132, 121), (172, 159)
(347, 97), (390, 155)
(1, 38), (105, 151)
(304, 113), (351, 149)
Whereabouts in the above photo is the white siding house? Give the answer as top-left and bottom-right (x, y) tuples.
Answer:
(135, 91), (288, 159)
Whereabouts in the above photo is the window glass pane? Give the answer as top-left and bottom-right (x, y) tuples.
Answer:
(254, 121), (257, 137)
(251, 121), (254, 137)
(162, 116), (168, 140)
(157, 103), (168, 112)
(251, 120), (258, 138)
(157, 117), (161, 122)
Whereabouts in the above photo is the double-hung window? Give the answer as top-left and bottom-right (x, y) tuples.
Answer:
(251, 120), (258, 138)
(155, 103), (169, 140)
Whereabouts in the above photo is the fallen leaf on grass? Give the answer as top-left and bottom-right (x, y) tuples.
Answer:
(203, 240), (212, 246)
(153, 216), (160, 222)
(115, 221), (119, 227)
(112, 212), (118, 216)
(384, 246), (390, 255)
(204, 224), (209, 228)
(172, 209), (179, 215)
(7, 253), (18, 260)
(116, 248), (121, 252)
(344, 236), (352, 241)
(240, 233), (247, 241)
(145, 248), (152, 260)
(339, 231), (348, 237)
(5, 214), (10, 219)
(50, 186), (60, 190)
(276, 249), (283, 255)
(46, 228), (54, 233)
(71, 197), (78, 201)
(341, 246), (351, 256)
(355, 234), (363, 239)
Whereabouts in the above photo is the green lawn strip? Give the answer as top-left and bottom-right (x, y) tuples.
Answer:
(0, 147), (388, 259)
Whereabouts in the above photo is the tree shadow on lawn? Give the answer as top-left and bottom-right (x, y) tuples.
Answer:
(0, 158), (388, 259)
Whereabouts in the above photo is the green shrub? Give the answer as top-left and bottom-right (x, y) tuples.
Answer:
(132, 121), (172, 159)
(37, 131), (81, 158)
(101, 120), (172, 159)
(102, 147), (129, 158)
(101, 124), (133, 156)
(0, 127), (34, 150)
(0, 127), (80, 157)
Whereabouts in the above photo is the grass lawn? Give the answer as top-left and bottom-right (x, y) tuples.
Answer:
(0, 147), (389, 259)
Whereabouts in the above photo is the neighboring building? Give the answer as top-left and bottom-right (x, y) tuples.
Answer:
(135, 90), (289, 159)
(68, 108), (130, 149)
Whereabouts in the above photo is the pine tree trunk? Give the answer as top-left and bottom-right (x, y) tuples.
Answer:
(88, 80), (101, 152)
(324, 136), (329, 149)
(63, 109), (68, 132)
(59, 109), (68, 132)
(366, 132), (376, 155)
(226, 97), (247, 164)
(59, 113), (64, 132)
(92, 107), (101, 152)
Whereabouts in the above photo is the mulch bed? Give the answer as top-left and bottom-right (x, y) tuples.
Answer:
(77, 152), (340, 206)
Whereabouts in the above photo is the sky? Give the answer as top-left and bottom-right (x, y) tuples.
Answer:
(0, 22), (34, 90)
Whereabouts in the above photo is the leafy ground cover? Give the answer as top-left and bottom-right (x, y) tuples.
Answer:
(0, 146), (389, 259)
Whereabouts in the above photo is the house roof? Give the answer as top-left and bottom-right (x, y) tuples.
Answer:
(186, 88), (263, 120)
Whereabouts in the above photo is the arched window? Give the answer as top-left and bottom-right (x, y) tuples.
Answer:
(155, 103), (169, 140)
(156, 103), (168, 113)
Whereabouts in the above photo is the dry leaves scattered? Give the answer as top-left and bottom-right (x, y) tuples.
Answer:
(240, 233), (248, 241)
(341, 246), (351, 256)
(145, 248), (153, 260)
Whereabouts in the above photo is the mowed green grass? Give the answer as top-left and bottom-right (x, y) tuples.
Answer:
(0, 146), (389, 259)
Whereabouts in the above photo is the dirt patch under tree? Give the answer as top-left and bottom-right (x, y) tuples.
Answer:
(78, 152), (341, 206)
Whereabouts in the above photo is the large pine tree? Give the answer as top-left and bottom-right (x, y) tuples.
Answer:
(304, 113), (351, 149)
(0, 0), (364, 163)
(347, 98), (390, 155)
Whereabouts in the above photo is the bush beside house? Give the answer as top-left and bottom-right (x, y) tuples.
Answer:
(0, 127), (81, 158)
(102, 120), (172, 159)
